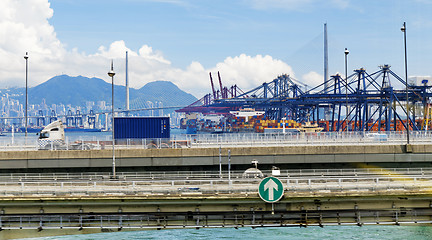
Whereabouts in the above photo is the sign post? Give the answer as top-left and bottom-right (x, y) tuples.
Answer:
(258, 177), (284, 203)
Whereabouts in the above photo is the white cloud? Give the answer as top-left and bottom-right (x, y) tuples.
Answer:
(302, 71), (324, 89)
(211, 54), (295, 91)
(0, 0), (64, 86)
(0, 0), (300, 99)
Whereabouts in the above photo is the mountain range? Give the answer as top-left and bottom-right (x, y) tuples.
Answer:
(1, 75), (197, 114)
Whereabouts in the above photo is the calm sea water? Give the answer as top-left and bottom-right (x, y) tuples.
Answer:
(22, 226), (432, 240)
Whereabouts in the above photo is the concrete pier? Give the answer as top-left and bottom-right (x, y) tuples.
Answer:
(0, 179), (431, 239)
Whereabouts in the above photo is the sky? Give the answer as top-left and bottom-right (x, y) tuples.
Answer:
(1, 0), (432, 98)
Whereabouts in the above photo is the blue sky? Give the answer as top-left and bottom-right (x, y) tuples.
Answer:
(1, 0), (432, 97)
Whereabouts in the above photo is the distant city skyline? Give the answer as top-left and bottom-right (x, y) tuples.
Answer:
(0, 92), (179, 129)
(1, 0), (432, 98)
(0, 75), (190, 129)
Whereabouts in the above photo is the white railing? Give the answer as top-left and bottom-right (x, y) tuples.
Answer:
(0, 131), (431, 151)
(0, 175), (430, 197)
(187, 131), (432, 148)
(1, 167), (432, 182)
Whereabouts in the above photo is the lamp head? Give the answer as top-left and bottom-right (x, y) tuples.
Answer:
(344, 48), (349, 55)
(401, 22), (406, 32)
(24, 52), (28, 60)
(107, 60), (115, 77)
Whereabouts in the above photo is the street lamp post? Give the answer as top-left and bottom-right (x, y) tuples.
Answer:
(108, 61), (116, 178)
(401, 22), (409, 144)
(344, 48), (349, 132)
(24, 52), (28, 137)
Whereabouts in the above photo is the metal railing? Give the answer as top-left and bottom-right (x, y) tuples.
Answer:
(2, 211), (432, 230)
(0, 131), (432, 151)
(0, 170), (430, 197)
(0, 167), (430, 182)
(0, 177), (429, 197)
(187, 131), (432, 148)
(0, 167), (431, 182)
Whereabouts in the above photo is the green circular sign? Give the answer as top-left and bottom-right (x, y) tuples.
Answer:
(258, 177), (284, 203)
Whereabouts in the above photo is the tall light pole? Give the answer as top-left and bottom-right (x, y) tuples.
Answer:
(125, 51), (129, 115)
(24, 52), (29, 137)
(344, 48), (349, 132)
(108, 61), (116, 178)
(401, 22), (409, 144)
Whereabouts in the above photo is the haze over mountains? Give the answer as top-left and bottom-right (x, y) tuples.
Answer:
(0, 75), (197, 114)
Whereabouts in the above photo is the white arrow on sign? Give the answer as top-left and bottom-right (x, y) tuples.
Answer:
(264, 179), (278, 201)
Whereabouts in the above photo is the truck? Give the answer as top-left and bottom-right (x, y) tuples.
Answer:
(38, 120), (99, 150)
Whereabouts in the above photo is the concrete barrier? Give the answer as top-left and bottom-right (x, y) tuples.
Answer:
(0, 143), (430, 171)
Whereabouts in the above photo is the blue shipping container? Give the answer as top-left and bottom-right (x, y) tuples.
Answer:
(114, 117), (170, 139)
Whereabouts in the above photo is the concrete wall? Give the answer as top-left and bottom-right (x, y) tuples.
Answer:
(0, 144), (431, 171)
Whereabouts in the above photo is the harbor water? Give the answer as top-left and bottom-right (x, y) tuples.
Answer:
(23, 226), (432, 240)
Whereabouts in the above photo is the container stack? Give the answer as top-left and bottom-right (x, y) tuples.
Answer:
(254, 119), (300, 133)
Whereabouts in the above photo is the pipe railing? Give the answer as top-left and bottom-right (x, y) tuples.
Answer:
(1, 131), (432, 151)
(0, 167), (432, 182)
(0, 175), (430, 197)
